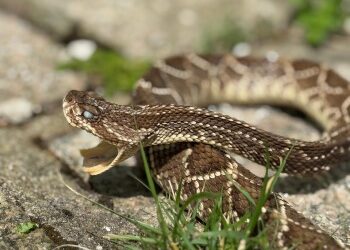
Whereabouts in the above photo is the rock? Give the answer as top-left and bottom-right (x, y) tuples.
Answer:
(0, 0), (291, 58)
(232, 42), (252, 57)
(49, 130), (100, 170)
(0, 10), (85, 125)
(66, 39), (97, 61)
(0, 0), (74, 39)
(0, 127), (155, 249)
(286, 175), (350, 244)
(0, 98), (38, 126)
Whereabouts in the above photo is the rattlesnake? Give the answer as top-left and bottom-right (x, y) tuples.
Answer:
(63, 54), (349, 249)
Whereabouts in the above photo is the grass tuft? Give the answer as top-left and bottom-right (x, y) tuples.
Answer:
(16, 222), (39, 234)
(104, 145), (292, 249)
(58, 49), (150, 94)
(290, 0), (347, 46)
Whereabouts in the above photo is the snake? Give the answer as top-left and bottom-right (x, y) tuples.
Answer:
(62, 53), (350, 249)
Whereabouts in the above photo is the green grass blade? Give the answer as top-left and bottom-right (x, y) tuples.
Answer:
(246, 146), (293, 236)
(229, 178), (256, 206)
(172, 192), (219, 234)
(105, 234), (158, 244)
(139, 144), (170, 247)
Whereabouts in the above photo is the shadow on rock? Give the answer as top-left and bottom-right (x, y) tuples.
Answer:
(88, 165), (152, 197)
(276, 162), (350, 194)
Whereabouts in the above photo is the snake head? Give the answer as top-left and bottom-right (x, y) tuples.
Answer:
(63, 90), (143, 143)
(63, 90), (106, 131)
(63, 90), (150, 175)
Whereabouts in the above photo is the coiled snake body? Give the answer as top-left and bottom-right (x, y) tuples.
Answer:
(63, 54), (350, 249)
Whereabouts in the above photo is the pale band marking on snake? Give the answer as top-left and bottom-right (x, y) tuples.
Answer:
(63, 54), (350, 249)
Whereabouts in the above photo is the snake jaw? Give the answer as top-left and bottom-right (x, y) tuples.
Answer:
(82, 161), (115, 175)
(80, 140), (139, 175)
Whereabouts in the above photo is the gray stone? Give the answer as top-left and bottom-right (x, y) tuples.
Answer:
(287, 175), (350, 244)
(0, 128), (155, 249)
(66, 39), (97, 61)
(0, 0), (291, 58)
(0, 0), (74, 39)
(0, 98), (38, 126)
(0, 10), (85, 125)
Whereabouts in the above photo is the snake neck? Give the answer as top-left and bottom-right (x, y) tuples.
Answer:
(135, 105), (349, 175)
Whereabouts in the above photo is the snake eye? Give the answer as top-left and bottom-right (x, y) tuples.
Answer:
(82, 110), (95, 119)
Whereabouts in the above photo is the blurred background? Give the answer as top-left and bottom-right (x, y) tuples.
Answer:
(0, 0), (349, 113)
(0, 0), (349, 248)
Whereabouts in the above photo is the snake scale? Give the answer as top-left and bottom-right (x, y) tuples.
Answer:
(63, 53), (350, 249)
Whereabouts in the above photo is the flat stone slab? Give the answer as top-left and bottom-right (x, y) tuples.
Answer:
(0, 128), (156, 249)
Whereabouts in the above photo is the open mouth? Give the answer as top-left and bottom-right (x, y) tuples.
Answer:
(80, 140), (119, 175)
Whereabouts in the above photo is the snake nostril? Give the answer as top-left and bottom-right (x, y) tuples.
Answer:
(64, 96), (72, 104)
(64, 90), (80, 104)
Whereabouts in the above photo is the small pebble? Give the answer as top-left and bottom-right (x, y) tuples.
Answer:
(66, 39), (97, 61)
(232, 42), (251, 57)
(266, 50), (279, 62)
(0, 98), (36, 125)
